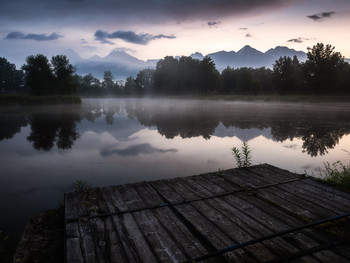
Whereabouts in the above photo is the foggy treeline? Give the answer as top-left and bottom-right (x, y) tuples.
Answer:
(1, 43), (350, 96)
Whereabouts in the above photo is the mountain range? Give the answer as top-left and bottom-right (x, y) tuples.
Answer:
(63, 45), (309, 80)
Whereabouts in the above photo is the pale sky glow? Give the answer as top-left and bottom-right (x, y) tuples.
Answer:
(0, 0), (350, 66)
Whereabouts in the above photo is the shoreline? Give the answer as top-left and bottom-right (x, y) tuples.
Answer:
(0, 95), (82, 106)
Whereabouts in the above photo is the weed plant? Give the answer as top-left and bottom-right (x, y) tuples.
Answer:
(232, 142), (252, 168)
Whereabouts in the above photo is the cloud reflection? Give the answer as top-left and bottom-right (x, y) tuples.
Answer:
(100, 143), (178, 157)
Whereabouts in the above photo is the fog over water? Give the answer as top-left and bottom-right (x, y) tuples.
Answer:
(1, 98), (350, 250)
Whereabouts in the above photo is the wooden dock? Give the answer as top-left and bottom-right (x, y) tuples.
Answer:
(65, 164), (350, 262)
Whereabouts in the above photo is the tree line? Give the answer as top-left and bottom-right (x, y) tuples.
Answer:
(1, 43), (349, 96)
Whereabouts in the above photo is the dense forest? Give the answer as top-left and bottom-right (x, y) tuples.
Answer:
(1, 43), (349, 96)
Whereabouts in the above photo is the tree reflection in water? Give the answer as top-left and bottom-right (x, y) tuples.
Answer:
(27, 113), (81, 151)
(0, 100), (349, 157)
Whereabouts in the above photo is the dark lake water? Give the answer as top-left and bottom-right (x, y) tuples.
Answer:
(1, 98), (350, 252)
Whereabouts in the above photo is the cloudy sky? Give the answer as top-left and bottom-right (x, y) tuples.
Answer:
(1, 0), (350, 66)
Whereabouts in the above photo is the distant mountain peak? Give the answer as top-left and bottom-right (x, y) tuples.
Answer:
(237, 45), (261, 56)
(108, 49), (128, 55)
(105, 49), (141, 62)
(63, 49), (81, 62)
(266, 46), (306, 60)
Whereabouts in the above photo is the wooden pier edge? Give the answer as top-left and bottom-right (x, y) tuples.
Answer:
(14, 164), (350, 262)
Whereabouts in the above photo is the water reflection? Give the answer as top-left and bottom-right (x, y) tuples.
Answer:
(0, 113), (28, 140)
(1, 98), (350, 254)
(27, 113), (81, 151)
(1, 99), (350, 157)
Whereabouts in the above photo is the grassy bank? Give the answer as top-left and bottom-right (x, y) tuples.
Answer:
(311, 161), (350, 193)
(195, 94), (350, 102)
(0, 95), (81, 106)
(129, 94), (350, 103)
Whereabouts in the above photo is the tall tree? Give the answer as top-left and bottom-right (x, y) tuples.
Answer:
(273, 56), (302, 95)
(135, 69), (155, 95)
(199, 57), (220, 95)
(51, 55), (77, 95)
(237, 68), (254, 94)
(154, 56), (179, 94)
(303, 43), (345, 94)
(221, 67), (239, 94)
(102, 70), (114, 90)
(123, 76), (136, 95)
(21, 54), (54, 95)
(0, 57), (24, 94)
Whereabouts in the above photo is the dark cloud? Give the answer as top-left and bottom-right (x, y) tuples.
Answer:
(95, 30), (176, 45)
(307, 11), (335, 22)
(239, 27), (248, 30)
(100, 143), (178, 157)
(5, 32), (63, 41)
(245, 33), (253, 37)
(287, 37), (313, 43)
(0, 0), (298, 26)
(80, 38), (88, 44)
(287, 37), (303, 43)
(208, 21), (220, 26)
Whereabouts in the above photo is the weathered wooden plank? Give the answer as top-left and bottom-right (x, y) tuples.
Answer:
(174, 203), (247, 262)
(119, 184), (189, 262)
(103, 186), (131, 213)
(255, 186), (330, 220)
(199, 172), (242, 191)
(133, 182), (215, 261)
(209, 196), (306, 261)
(66, 237), (84, 263)
(65, 193), (84, 263)
(221, 168), (271, 188)
(276, 182), (349, 215)
(178, 175), (295, 258)
(65, 192), (79, 221)
(84, 189), (129, 263)
(186, 175), (228, 196)
(302, 178), (350, 202)
(100, 186), (158, 262)
(205, 190), (318, 262)
(249, 164), (300, 182)
(236, 192), (350, 262)
(222, 192), (329, 262)
(97, 186), (151, 262)
(239, 190), (350, 262)
(65, 191), (98, 263)
(332, 244), (350, 260)
(165, 178), (280, 262)
(151, 180), (245, 262)
(151, 180), (185, 203)
(312, 249), (349, 263)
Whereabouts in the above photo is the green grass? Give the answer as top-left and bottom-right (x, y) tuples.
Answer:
(314, 161), (350, 192)
(0, 95), (81, 106)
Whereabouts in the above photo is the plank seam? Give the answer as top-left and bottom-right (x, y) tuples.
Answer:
(185, 213), (350, 262)
(67, 178), (305, 222)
